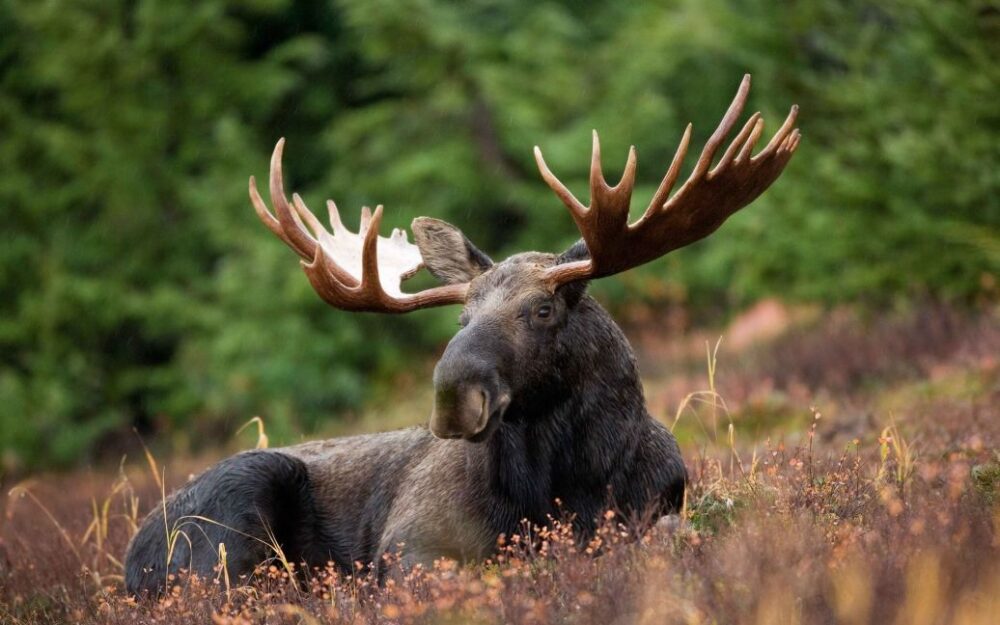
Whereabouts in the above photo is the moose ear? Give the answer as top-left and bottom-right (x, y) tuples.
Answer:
(554, 239), (590, 308)
(411, 217), (493, 285)
(556, 239), (590, 265)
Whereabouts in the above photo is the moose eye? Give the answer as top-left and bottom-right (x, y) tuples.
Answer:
(535, 304), (552, 320)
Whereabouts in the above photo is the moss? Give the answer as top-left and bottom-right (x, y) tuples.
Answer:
(688, 491), (745, 534)
(971, 456), (1000, 506)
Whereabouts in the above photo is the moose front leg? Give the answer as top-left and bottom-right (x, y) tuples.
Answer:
(375, 488), (496, 579)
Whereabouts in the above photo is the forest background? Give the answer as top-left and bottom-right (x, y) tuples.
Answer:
(1, 0), (996, 471)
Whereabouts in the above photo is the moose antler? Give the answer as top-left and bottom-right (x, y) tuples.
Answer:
(249, 139), (468, 312)
(534, 74), (800, 287)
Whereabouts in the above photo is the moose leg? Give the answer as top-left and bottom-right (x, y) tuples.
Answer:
(125, 450), (320, 596)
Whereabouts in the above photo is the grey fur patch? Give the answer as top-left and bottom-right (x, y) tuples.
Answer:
(411, 217), (492, 284)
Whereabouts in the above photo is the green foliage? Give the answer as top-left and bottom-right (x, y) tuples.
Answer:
(686, 488), (748, 535)
(972, 454), (1000, 507)
(1, 0), (997, 470)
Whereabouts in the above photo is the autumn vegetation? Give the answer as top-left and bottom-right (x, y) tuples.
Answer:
(3, 302), (998, 624)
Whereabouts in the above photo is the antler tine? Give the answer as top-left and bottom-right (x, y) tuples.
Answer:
(359, 206), (374, 234)
(589, 130), (604, 196)
(326, 200), (346, 234)
(736, 116), (766, 163)
(756, 104), (800, 160)
(620, 144), (638, 191)
(533, 145), (588, 219)
(787, 129), (801, 152)
(640, 123), (692, 222)
(291, 193), (326, 236)
(690, 73), (752, 179)
(249, 175), (287, 243)
(713, 112), (762, 175)
(269, 139), (319, 260)
(360, 205), (384, 296)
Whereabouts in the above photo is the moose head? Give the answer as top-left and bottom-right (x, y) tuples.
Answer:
(249, 74), (800, 442)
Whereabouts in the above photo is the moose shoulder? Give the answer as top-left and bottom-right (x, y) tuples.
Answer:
(125, 74), (800, 596)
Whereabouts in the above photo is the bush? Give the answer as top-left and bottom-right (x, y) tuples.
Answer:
(1, 0), (996, 469)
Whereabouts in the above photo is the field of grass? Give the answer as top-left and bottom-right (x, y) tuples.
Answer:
(2, 302), (998, 625)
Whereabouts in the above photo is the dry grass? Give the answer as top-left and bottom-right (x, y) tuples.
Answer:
(1, 303), (998, 625)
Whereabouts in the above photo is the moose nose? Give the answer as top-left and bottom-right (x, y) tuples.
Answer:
(430, 322), (513, 440)
(429, 384), (490, 439)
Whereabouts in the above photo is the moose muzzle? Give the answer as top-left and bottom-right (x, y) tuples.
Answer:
(429, 325), (512, 441)
(430, 384), (491, 439)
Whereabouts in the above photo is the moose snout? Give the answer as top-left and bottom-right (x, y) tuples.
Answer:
(430, 324), (514, 441)
(430, 384), (491, 439)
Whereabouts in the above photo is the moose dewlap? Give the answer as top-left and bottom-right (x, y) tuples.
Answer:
(124, 74), (799, 596)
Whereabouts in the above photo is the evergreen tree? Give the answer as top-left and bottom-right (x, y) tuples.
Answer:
(1, 0), (996, 470)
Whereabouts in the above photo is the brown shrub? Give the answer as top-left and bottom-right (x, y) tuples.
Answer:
(3, 304), (998, 624)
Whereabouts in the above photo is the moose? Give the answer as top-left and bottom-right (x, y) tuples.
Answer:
(125, 75), (799, 595)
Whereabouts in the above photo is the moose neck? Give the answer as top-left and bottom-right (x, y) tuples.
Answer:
(480, 296), (648, 528)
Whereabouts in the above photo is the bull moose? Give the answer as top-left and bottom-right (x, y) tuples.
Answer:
(125, 74), (799, 595)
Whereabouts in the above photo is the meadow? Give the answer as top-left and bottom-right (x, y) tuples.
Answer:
(2, 2), (997, 623)
(2, 301), (998, 625)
